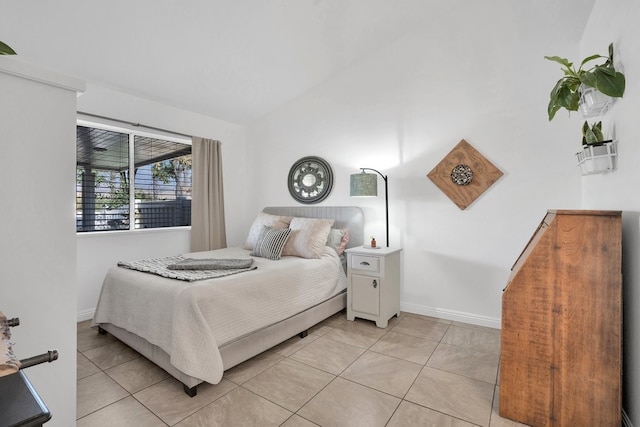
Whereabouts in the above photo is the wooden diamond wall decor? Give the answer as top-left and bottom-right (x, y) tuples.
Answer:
(427, 139), (503, 210)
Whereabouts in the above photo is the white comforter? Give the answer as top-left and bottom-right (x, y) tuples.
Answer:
(92, 246), (346, 384)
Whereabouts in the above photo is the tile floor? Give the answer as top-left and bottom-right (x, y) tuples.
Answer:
(77, 311), (528, 426)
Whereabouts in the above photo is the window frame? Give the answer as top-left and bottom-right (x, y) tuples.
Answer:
(76, 118), (192, 234)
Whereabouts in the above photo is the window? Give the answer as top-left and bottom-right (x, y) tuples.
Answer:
(76, 124), (192, 232)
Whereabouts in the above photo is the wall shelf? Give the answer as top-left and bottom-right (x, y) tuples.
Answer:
(576, 141), (617, 175)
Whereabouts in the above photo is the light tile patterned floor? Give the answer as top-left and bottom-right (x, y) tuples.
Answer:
(76, 311), (529, 426)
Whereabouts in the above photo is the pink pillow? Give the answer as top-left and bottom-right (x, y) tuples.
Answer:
(282, 217), (335, 259)
(326, 228), (350, 255)
(243, 212), (293, 250)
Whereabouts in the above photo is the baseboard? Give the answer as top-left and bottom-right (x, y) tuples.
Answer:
(623, 409), (634, 427)
(400, 302), (501, 329)
(79, 303), (500, 328)
(80, 303), (502, 329)
(77, 308), (95, 323)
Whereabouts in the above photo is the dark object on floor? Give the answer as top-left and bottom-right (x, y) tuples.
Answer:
(0, 370), (51, 426)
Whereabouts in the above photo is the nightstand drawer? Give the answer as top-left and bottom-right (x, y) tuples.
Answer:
(351, 255), (379, 272)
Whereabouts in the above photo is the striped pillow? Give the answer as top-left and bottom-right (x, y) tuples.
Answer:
(243, 212), (292, 250)
(250, 226), (292, 260)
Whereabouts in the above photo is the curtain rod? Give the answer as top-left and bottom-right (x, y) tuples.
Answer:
(77, 111), (192, 139)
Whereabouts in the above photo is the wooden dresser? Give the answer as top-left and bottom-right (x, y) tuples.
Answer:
(500, 210), (622, 426)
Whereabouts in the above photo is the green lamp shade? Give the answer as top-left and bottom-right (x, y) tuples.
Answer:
(350, 173), (378, 197)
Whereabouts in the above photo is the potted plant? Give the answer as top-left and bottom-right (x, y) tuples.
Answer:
(576, 121), (617, 175)
(545, 43), (625, 120)
(0, 41), (17, 55)
(581, 121), (609, 145)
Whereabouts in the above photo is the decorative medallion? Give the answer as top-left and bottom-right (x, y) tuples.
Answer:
(287, 156), (334, 204)
(427, 139), (503, 210)
(450, 164), (474, 186)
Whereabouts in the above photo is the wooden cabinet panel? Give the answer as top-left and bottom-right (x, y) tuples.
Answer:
(500, 210), (622, 427)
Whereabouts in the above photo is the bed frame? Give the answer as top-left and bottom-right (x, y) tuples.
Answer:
(97, 206), (364, 396)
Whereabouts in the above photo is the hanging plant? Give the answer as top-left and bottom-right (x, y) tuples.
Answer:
(581, 121), (610, 146)
(0, 41), (17, 55)
(545, 43), (625, 120)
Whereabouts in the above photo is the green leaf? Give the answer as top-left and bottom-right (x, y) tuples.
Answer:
(548, 99), (561, 121)
(548, 78), (581, 120)
(582, 121), (605, 144)
(0, 41), (17, 55)
(549, 79), (564, 96)
(554, 84), (573, 108)
(579, 54), (604, 69)
(554, 83), (579, 111)
(568, 91), (580, 111)
(580, 72), (598, 88)
(591, 68), (626, 97)
(592, 122), (604, 142)
(584, 127), (598, 144)
(608, 43), (615, 60)
(595, 66), (616, 77)
(565, 76), (582, 92)
(545, 56), (573, 69)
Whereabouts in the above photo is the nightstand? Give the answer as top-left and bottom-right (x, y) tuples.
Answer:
(345, 246), (402, 328)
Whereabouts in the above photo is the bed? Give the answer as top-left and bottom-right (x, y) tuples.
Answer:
(92, 206), (364, 396)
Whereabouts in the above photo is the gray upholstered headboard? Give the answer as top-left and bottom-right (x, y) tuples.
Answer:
(263, 206), (364, 249)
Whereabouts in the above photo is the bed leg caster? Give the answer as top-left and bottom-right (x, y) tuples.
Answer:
(299, 330), (308, 338)
(183, 384), (197, 397)
(98, 326), (107, 335)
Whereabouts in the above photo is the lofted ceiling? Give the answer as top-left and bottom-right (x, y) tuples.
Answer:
(0, 0), (594, 124)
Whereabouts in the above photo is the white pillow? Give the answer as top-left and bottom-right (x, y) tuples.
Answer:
(282, 217), (335, 259)
(243, 211), (293, 250)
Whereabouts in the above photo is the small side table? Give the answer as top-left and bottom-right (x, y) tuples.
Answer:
(346, 246), (402, 328)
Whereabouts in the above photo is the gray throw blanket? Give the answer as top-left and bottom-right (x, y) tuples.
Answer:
(118, 255), (256, 282)
(167, 258), (254, 270)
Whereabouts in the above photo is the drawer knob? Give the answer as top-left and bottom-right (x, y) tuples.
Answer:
(372, 279), (378, 288)
(360, 261), (370, 266)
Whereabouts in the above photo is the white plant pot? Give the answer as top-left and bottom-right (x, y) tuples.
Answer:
(576, 141), (617, 175)
(580, 85), (613, 118)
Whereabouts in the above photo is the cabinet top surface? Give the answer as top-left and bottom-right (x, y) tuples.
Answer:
(346, 246), (402, 255)
(548, 209), (621, 216)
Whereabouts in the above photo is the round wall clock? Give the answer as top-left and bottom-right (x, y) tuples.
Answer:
(287, 156), (334, 204)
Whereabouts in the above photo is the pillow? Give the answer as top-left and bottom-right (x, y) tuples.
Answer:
(282, 217), (335, 259)
(250, 226), (292, 260)
(326, 228), (350, 255)
(243, 211), (293, 250)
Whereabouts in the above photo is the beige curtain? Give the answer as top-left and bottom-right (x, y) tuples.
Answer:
(191, 137), (226, 252)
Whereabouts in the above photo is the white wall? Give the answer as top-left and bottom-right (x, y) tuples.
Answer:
(76, 84), (249, 321)
(0, 58), (83, 427)
(245, 0), (582, 327)
(580, 0), (640, 424)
